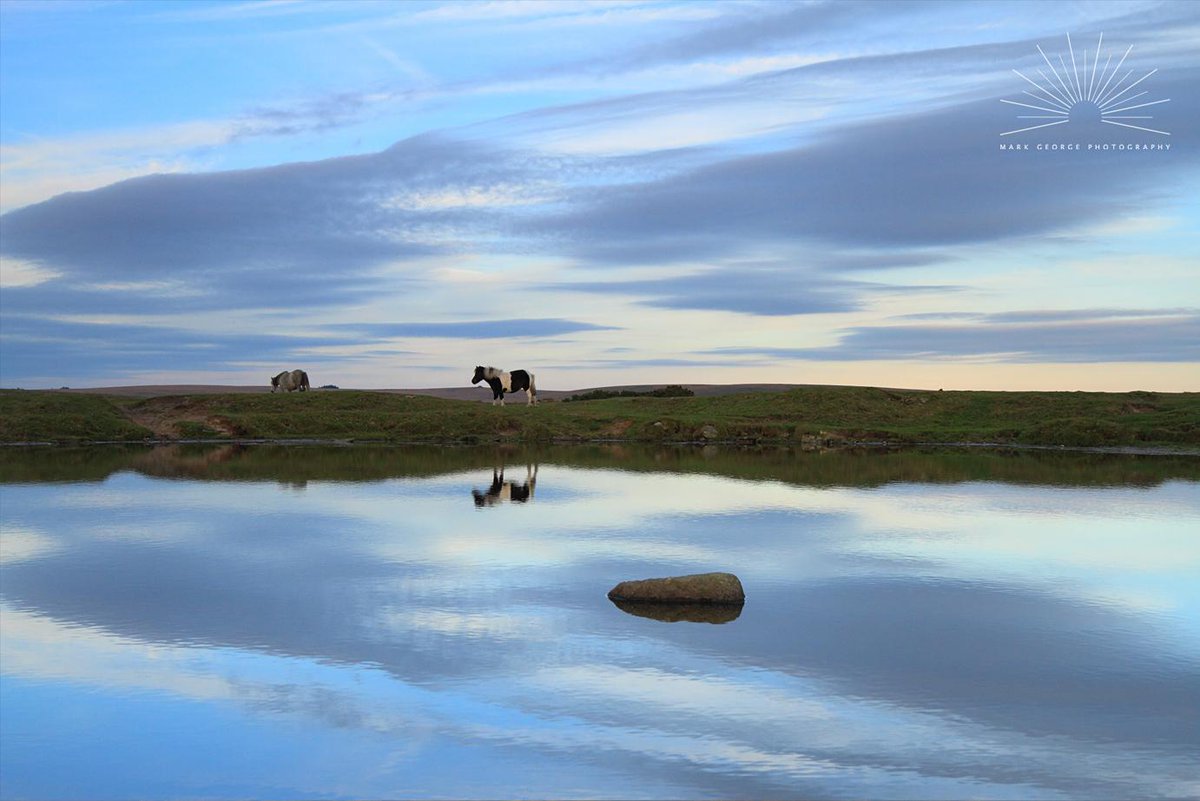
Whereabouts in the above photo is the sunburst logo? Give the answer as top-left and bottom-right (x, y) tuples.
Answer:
(1002, 33), (1170, 137)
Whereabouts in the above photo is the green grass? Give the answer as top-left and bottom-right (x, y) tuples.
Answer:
(0, 390), (152, 443)
(2, 386), (1198, 447)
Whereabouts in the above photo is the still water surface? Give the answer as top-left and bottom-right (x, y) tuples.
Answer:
(1, 445), (1198, 799)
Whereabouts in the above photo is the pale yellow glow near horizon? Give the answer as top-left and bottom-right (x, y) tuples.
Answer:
(26, 360), (1194, 394)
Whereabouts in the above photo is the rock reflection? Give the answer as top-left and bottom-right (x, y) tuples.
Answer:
(472, 465), (537, 507)
(611, 599), (743, 624)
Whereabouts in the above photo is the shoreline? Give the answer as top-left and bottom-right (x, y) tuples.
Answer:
(4, 437), (1198, 458)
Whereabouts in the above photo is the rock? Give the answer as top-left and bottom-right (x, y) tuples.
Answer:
(611, 599), (742, 624)
(607, 572), (745, 605)
(699, 424), (719, 440)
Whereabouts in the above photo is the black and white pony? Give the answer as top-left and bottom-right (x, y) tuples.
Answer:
(472, 465), (537, 507)
(471, 365), (537, 406)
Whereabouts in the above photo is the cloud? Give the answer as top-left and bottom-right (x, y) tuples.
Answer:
(548, 252), (959, 316)
(0, 134), (545, 314)
(232, 91), (381, 139)
(339, 319), (618, 339)
(477, 2), (1199, 166)
(706, 310), (1200, 363)
(147, 0), (346, 23)
(0, 316), (347, 381)
(579, 0), (1200, 80)
(540, 67), (1199, 265)
(0, 256), (60, 288)
(981, 308), (1200, 324)
(547, 357), (756, 370)
(0, 121), (230, 213)
(0, 86), (430, 212)
(555, 270), (859, 316)
(588, 1), (931, 73)
(0, 314), (615, 385)
(413, 0), (647, 24)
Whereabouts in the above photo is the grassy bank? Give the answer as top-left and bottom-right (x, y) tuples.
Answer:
(1, 386), (1198, 448)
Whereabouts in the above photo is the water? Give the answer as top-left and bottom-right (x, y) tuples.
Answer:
(2, 444), (1198, 800)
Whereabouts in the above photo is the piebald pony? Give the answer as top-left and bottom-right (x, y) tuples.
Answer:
(471, 365), (537, 406)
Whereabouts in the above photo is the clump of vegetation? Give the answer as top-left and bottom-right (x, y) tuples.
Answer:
(564, 385), (694, 402)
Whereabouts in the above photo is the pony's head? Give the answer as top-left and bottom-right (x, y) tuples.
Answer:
(270, 374), (280, 388)
(472, 365), (499, 384)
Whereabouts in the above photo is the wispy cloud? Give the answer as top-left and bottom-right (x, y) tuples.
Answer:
(0, 91), (424, 212)
(706, 311), (1200, 363)
(542, 74), (1199, 263)
(0, 121), (228, 213)
(0, 315), (344, 381)
(410, 0), (721, 27)
(550, 265), (916, 316)
(0, 256), (60, 288)
(0, 134), (538, 313)
(337, 319), (618, 339)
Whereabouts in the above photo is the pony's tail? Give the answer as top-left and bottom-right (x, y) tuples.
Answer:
(529, 373), (538, 404)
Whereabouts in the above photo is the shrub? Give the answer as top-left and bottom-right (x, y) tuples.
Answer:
(564, 385), (694, 402)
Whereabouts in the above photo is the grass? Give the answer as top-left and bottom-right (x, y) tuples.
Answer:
(3, 442), (1198, 489)
(0, 391), (151, 443)
(1, 386), (1198, 447)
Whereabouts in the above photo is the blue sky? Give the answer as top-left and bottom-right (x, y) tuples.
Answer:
(1, 0), (1197, 390)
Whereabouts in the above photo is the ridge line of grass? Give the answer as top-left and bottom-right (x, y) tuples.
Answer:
(1, 386), (1197, 448)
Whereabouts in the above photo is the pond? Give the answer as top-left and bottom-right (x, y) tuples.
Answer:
(1, 444), (1198, 800)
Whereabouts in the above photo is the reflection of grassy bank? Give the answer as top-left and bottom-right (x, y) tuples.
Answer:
(2, 442), (1197, 489)
(2, 386), (1199, 447)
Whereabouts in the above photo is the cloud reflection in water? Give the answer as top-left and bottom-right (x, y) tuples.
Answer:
(1, 447), (1197, 798)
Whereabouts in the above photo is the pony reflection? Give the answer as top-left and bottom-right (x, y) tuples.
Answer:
(472, 465), (537, 507)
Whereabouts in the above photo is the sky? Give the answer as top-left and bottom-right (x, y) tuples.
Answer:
(0, 0), (1197, 391)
